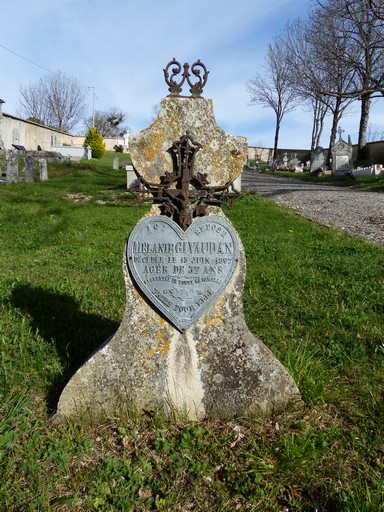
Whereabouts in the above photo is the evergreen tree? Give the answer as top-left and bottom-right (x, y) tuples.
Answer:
(83, 128), (106, 159)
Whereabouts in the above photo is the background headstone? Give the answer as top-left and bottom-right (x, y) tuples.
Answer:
(331, 133), (353, 177)
(289, 153), (299, 168)
(6, 151), (18, 183)
(24, 155), (35, 182)
(39, 159), (48, 181)
(310, 146), (327, 173)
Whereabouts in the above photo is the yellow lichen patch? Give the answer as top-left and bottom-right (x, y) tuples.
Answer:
(146, 338), (172, 357)
(230, 148), (247, 176)
(143, 359), (157, 372)
(197, 341), (208, 358)
(205, 315), (223, 328)
(129, 95), (249, 188)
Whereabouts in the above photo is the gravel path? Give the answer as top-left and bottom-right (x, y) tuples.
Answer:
(242, 172), (384, 245)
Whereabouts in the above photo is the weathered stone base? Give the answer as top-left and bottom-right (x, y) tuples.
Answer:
(55, 208), (301, 422)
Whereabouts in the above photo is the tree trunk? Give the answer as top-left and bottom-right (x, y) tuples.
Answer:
(357, 94), (371, 161)
(327, 98), (342, 166)
(311, 102), (327, 151)
(273, 116), (281, 160)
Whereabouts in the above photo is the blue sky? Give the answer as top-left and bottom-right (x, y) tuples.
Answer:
(0, 0), (381, 149)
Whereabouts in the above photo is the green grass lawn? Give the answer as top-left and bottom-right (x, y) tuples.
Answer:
(0, 154), (383, 511)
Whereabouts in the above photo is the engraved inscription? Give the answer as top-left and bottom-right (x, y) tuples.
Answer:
(127, 215), (240, 331)
(335, 155), (350, 171)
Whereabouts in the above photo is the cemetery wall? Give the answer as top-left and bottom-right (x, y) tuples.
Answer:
(70, 136), (128, 152)
(249, 143), (384, 165)
(2, 111), (384, 162)
(247, 146), (311, 164)
(352, 141), (384, 163)
(0, 112), (129, 153)
(0, 112), (74, 150)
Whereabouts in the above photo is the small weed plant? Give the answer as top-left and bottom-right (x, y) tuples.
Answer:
(0, 153), (383, 510)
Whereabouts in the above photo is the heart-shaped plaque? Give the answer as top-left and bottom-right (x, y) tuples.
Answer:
(127, 215), (240, 331)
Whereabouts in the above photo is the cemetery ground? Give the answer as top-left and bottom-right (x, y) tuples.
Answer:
(0, 153), (383, 511)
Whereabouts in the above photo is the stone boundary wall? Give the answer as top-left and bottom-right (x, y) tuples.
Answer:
(352, 141), (384, 162)
(0, 112), (129, 154)
(248, 142), (384, 165)
(247, 147), (311, 165)
(1, 111), (384, 161)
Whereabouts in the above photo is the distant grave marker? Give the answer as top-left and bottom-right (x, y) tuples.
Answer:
(331, 128), (353, 178)
(24, 155), (35, 182)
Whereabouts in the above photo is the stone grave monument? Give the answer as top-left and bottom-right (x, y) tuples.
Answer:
(331, 128), (354, 178)
(56, 60), (301, 422)
(5, 151), (18, 184)
(39, 159), (48, 181)
(289, 153), (300, 169)
(310, 146), (327, 175)
(24, 155), (35, 182)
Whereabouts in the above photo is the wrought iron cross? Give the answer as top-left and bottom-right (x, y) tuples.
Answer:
(129, 132), (241, 230)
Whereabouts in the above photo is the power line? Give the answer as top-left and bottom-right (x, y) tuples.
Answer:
(0, 42), (55, 75)
(0, 41), (97, 122)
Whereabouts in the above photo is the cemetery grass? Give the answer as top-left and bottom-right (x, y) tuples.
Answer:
(0, 156), (383, 511)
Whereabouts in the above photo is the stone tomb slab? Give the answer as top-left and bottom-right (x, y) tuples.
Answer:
(127, 215), (239, 331)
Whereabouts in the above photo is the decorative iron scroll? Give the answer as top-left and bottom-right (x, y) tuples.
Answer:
(129, 131), (242, 230)
(163, 59), (209, 97)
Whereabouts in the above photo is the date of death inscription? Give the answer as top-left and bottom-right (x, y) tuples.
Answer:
(127, 215), (240, 329)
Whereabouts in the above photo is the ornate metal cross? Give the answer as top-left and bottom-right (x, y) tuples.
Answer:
(163, 58), (209, 97)
(129, 131), (241, 230)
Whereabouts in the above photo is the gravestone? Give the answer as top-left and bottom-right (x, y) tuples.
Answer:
(56, 60), (301, 422)
(289, 153), (300, 168)
(5, 151), (18, 183)
(331, 129), (353, 177)
(310, 146), (327, 174)
(24, 155), (35, 182)
(39, 159), (48, 181)
(113, 154), (119, 170)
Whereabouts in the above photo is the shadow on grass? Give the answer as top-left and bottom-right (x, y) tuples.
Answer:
(11, 284), (119, 413)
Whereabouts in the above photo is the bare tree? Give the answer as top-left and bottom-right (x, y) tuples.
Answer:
(283, 17), (357, 153)
(367, 123), (384, 142)
(315, 0), (384, 159)
(307, 97), (329, 150)
(248, 38), (300, 159)
(84, 108), (130, 137)
(18, 71), (88, 133)
(149, 103), (161, 124)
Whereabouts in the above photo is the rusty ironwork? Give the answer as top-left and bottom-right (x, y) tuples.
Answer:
(129, 131), (241, 230)
(163, 59), (209, 97)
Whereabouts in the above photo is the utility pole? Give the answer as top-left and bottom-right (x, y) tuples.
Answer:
(88, 86), (95, 127)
